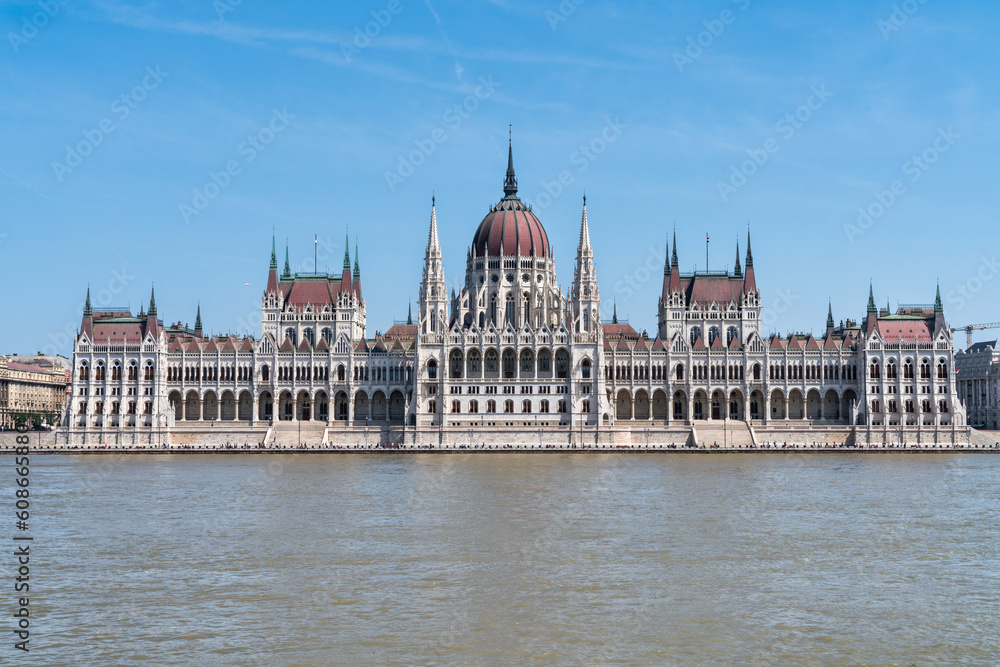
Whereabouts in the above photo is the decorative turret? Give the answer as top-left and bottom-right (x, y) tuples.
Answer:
(503, 128), (517, 198)
(194, 304), (203, 337)
(571, 195), (600, 334)
(407, 301), (413, 326)
(734, 241), (742, 279)
(81, 286), (93, 338)
(826, 300), (835, 337)
(743, 230), (756, 293)
(933, 281), (946, 335)
(145, 285), (159, 338)
(282, 241), (291, 279)
(267, 233), (279, 294)
(419, 195), (448, 334)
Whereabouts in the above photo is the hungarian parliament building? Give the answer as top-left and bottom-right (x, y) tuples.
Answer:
(62, 142), (969, 446)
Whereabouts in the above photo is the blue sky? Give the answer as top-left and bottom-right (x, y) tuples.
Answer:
(2, 0), (998, 357)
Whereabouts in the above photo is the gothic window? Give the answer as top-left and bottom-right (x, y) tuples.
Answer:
(322, 328), (332, 344)
(451, 401), (460, 414)
(427, 400), (436, 414)
(523, 293), (530, 325)
(753, 363), (761, 381)
(111, 362), (121, 381)
(869, 361), (880, 379)
(502, 349), (516, 378)
(690, 327), (701, 346)
(676, 364), (685, 381)
(430, 309), (437, 332)
(505, 294), (515, 326)
(469, 400), (479, 414)
(490, 296), (498, 326)
(709, 327), (720, 345)
(904, 360), (914, 379)
(479, 312), (485, 329)
(937, 361), (948, 379)
(261, 365), (270, 382)
(538, 349), (552, 373)
(582, 399), (590, 413)
(522, 400), (532, 414)
(520, 349), (534, 374)
(144, 362), (154, 381)
(582, 358), (591, 380)
(555, 349), (569, 379)
(487, 400), (496, 414)
(468, 349), (481, 374)
(427, 359), (437, 380)
(920, 359), (931, 379)
(285, 328), (297, 346)
(504, 400), (514, 414)
(485, 349), (499, 374)
(583, 309), (590, 332)
(450, 350), (463, 379)
(726, 327), (737, 345)
(887, 361), (897, 379)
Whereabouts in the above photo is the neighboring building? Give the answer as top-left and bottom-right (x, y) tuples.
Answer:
(955, 341), (1000, 429)
(0, 357), (70, 429)
(62, 140), (969, 446)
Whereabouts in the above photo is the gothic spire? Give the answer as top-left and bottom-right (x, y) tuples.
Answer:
(84, 286), (92, 317)
(148, 286), (157, 318)
(578, 194), (592, 254)
(426, 195), (441, 258)
(734, 240), (742, 278)
(671, 228), (679, 268)
(283, 241), (291, 279)
(934, 282), (943, 314)
(664, 235), (670, 277)
(195, 303), (202, 335)
(827, 300), (834, 330)
(745, 229), (754, 268)
(270, 231), (277, 271)
(867, 282), (877, 315)
(343, 229), (351, 270)
(503, 126), (518, 198)
(612, 301), (618, 325)
(407, 301), (413, 326)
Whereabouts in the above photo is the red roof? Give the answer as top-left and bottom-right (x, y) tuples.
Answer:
(472, 198), (549, 258)
(602, 323), (640, 339)
(681, 275), (744, 307)
(879, 319), (933, 342)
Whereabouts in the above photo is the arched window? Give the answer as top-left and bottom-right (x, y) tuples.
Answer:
(869, 361), (880, 379)
(303, 328), (315, 346)
(555, 349), (569, 379)
(505, 294), (515, 326)
(583, 309), (590, 332)
(887, 361), (897, 379)
(261, 364), (270, 382)
(430, 309), (437, 332)
(523, 293), (530, 325)
(582, 399), (590, 413)
(470, 400), (479, 414)
(468, 349), (481, 374)
(485, 349), (499, 374)
(522, 399), (531, 414)
(322, 328), (332, 344)
(427, 400), (436, 414)
(920, 359), (931, 379)
(520, 349), (534, 374)
(144, 361), (154, 381)
(904, 360), (914, 379)
(285, 328), (297, 346)
(727, 327), (738, 345)
(690, 327), (701, 346)
(581, 359), (591, 380)
(78, 362), (89, 381)
(450, 350), (463, 378)
(753, 363), (761, 381)
(479, 312), (485, 329)
(504, 399), (514, 414)
(708, 327), (720, 345)
(502, 349), (516, 378)
(451, 401), (461, 414)
(427, 359), (437, 380)
(487, 400), (496, 414)
(538, 349), (552, 373)
(937, 361), (948, 379)
(676, 364), (684, 381)
(490, 296), (498, 326)
(96, 362), (105, 381)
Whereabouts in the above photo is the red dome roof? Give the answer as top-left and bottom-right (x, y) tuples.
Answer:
(472, 198), (549, 258)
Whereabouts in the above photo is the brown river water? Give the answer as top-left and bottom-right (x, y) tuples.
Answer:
(19, 454), (1000, 665)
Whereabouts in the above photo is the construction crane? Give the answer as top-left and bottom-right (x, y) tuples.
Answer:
(951, 323), (1000, 349)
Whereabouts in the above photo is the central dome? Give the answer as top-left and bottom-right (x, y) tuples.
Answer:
(470, 138), (550, 258)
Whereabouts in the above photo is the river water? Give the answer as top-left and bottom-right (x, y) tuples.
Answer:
(21, 454), (1000, 665)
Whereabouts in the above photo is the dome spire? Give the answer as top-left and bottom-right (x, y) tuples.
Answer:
(503, 125), (518, 197)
